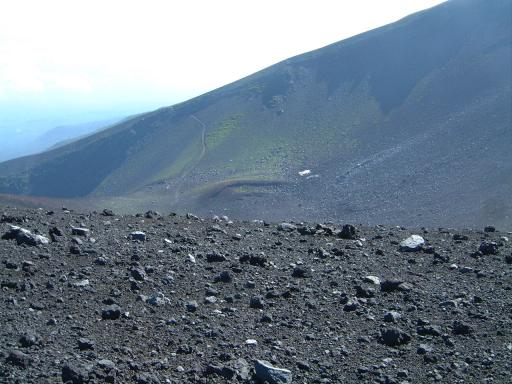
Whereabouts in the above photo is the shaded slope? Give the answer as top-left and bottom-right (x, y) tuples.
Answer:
(0, 0), (510, 228)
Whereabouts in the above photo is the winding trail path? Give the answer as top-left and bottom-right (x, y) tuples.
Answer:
(190, 115), (207, 161)
(172, 115), (207, 203)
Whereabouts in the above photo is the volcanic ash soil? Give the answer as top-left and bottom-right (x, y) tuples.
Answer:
(0, 207), (511, 383)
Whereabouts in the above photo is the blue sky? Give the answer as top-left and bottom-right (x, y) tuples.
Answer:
(0, 0), (446, 113)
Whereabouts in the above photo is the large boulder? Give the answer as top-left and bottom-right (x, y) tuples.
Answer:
(380, 327), (412, 346)
(338, 224), (357, 239)
(479, 241), (499, 255)
(277, 223), (297, 232)
(254, 360), (292, 384)
(61, 362), (92, 384)
(399, 235), (425, 252)
(2, 225), (49, 246)
(129, 231), (146, 241)
(71, 226), (90, 237)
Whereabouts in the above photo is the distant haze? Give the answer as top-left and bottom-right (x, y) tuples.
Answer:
(1, 0), (446, 111)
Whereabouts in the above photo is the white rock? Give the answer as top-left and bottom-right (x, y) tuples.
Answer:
(3, 225), (49, 246)
(129, 231), (146, 241)
(363, 276), (381, 285)
(254, 360), (292, 384)
(71, 226), (90, 237)
(399, 235), (425, 252)
(72, 279), (90, 287)
(278, 223), (296, 232)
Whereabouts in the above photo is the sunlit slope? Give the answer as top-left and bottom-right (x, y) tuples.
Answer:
(0, 0), (510, 227)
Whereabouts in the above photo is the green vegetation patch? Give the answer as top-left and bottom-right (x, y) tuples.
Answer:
(206, 114), (244, 151)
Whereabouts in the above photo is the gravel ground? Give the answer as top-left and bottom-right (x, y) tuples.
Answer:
(0, 207), (511, 383)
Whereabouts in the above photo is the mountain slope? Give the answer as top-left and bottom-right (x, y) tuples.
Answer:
(0, 0), (510, 228)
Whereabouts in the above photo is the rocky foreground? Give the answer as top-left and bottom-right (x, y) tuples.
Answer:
(0, 207), (511, 384)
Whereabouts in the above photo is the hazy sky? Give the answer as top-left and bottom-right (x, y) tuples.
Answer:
(0, 0), (446, 110)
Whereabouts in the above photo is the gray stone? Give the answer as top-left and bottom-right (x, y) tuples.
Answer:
(479, 241), (499, 255)
(380, 279), (404, 292)
(71, 226), (90, 237)
(144, 210), (160, 219)
(96, 359), (116, 370)
(62, 363), (91, 384)
(384, 311), (401, 323)
(2, 225), (49, 246)
(339, 224), (357, 239)
(399, 235), (425, 252)
(343, 300), (359, 312)
(380, 328), (412, 346)
(278, 223), (297, 232)
(254, 360), (292, 384)
(131, 267), (146, 281)
(71, 279), (90, 288)
(147, 293), (169, 307)
(78, 338), (95, 351)
(250, 295), (265, 309)
(215, 270), (232, 283)
(363, 275), (381, 285)
(185, 300), (198, 312)
(101, 305), (121, 320)
(19, 332), (38, 347)
(417, 344), (433, 354)
(130, 231), (146, 241)
(291, 266), (310, 278)
(206, 251), (227, 262)
(452, 320), (473, 335)
(6, 350), (31, 368)
(210, 224), (227, 234)
(416, 325), (442, 337)
(233, 358), (250, 380)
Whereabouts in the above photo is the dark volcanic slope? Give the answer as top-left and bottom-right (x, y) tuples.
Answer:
(0, 0), (510, 228)
(1, 207), (511, 383)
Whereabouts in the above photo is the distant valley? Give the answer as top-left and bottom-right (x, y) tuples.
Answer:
(0, 113), (125, 162)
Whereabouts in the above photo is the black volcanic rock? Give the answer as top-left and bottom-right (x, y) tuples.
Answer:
(452, 320), (474, 335)
(380, 279), (404, 292)
(479, 241), (499, 255)
(77, 338), (95, 351)
(101, 305), (121, 320)
(206, 251), (227, 262)
(380, 328), (412, 347)
(0, 207), (510, 383)
(19, 332), (38, 348)
(339, 224), (357, 240)
(291, 266), (311, 278)
(6, 350), (31, 368)
(2, 225), (49, 246)
(61, 363), (91, 384)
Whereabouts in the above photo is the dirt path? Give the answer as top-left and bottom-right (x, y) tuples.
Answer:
(190, 114), (207, 161)
(172, 115), (207, 203)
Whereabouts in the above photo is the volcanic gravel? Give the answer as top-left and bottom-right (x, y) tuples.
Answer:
(0, 207), (511, 383)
